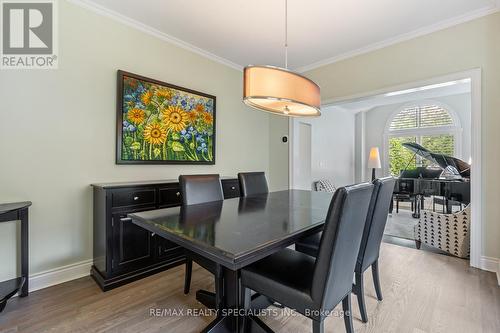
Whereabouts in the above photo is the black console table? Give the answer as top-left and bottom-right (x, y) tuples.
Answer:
(90, 178), (241, 291)
(0, 201), (31, 313)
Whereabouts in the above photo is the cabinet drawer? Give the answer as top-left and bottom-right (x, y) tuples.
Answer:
(222, 179), (241, 199)
(111, 188), (156, 208)
(159, 186), (182, 207)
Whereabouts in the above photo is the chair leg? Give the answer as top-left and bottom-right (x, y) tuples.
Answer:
(240, 286), (251, 310)
(312, 320), (324, 333)
(342, 293), (354, 333)
(184, 258), (192, 295)
(396, 199), (399, 213)
(355, 272), (368, 323)
(415, 239), (421, 249)
(372, 260), (383, 301)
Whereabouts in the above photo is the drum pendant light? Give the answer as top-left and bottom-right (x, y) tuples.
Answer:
(243, 0), (321, 117)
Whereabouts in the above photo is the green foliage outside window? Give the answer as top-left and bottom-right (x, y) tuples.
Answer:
(389, 134), (454, 176)
(389, 136), (416, 176)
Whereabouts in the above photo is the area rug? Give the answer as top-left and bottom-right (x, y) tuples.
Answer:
(384, 209), (419, 240)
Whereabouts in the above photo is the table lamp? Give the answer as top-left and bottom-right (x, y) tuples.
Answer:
(368, 147), (381, 181)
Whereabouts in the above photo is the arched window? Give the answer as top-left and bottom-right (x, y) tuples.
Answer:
(385, 102), (461, 176)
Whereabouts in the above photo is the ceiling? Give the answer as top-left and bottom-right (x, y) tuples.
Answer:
(332, 79), (471, 113)
(77, 0), (498, 71)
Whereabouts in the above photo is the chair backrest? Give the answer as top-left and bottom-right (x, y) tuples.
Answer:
(238, 172), (269, 197)
(311, 183), (374, 314)
(357, 177), (396, 271)
(178, 174), (223, 206)
(314, 179), (336, 193)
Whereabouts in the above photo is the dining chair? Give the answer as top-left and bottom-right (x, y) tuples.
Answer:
(240, 183), (374, 333)
(178, 174), (224, 306)
(238, 172), (269, 197)
(295, 177), (396, 323)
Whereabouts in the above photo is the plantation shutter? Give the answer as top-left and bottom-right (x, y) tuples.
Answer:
(419, 105), (454, 127)
(389, 107), (418, 130)
(390, 105), (453, 130)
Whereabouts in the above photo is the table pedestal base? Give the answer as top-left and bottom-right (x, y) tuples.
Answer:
(196, 290), (274, 311)
(202, 315), (274, 333)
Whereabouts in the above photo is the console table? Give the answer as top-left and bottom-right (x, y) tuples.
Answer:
(0, 201), (31, 313)
(90, 178), (241, 291)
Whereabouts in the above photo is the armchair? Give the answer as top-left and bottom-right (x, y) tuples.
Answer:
(414, 205), (470, 258)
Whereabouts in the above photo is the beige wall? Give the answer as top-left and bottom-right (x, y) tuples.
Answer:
(303, 12), (500, 258)
(0, 1), (280, 279)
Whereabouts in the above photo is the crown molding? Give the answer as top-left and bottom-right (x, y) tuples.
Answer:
(295, 4), (500, 73)
(67, 0), (498, 74)
(66, 0), (243, 71)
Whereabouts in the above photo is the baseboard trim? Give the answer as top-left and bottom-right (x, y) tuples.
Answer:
(479, 256), (500, 285)
(28, 259), (92, 293)
(12, 255), (500, 294)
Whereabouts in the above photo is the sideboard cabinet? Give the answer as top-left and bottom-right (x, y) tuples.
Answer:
(91, 178), (240, 291)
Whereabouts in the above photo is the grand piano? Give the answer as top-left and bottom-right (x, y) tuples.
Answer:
(393, 142), (470, 218)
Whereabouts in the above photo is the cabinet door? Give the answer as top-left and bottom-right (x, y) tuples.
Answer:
(111, 210), (155, 274)
(154, 235), (183, 261)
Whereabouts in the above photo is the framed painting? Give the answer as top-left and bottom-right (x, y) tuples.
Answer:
(116, 70), (216, 164)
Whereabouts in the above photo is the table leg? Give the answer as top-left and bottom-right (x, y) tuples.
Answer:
(201, 267), (241, 333)
(20, 208), (29, 297)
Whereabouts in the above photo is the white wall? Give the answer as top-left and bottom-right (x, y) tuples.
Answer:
(292, 107), (355, 189)
(0, 1), (281, 281)
(357, 93), (471, 180)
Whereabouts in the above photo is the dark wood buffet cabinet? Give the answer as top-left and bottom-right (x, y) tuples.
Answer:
(91, 177), (241, 291)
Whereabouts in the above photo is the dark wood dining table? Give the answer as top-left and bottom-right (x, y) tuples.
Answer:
(129, 189), (333, 333)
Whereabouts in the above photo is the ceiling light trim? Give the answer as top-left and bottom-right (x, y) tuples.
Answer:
(295, 3), (500, 73)
(67, 0), (243, 71)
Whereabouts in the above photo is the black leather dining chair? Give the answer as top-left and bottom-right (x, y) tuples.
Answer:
(179, 174), (224, 306)
(238, 172), (269, 197)
(295, 177), (396, 323)
(240, 183), (374, 333)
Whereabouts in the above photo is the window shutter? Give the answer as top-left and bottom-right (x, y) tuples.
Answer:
(390, 105), (453, 130)
(389, 107), (418, 130)
(419, 105), (453, 128)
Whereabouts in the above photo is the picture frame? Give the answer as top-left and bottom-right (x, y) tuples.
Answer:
(116, 70), (216, 165)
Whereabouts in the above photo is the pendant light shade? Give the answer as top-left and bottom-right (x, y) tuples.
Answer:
(243, 65), (321, 117)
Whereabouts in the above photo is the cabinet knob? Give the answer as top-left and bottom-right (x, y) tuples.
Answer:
(176, 192), (180, 197)
(133, 196), (139, 201)
(151, 232), (156, 237)
(231, 186), (235, 190)
(120, 217), (132, 222)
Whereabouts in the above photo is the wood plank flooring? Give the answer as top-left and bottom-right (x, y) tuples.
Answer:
(0, 243), (498, 333)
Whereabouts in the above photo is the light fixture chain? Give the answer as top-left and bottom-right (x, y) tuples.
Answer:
(285, 0), (288, 69)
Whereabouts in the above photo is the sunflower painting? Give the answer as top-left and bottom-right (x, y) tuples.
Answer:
(117, 71), (216, 164)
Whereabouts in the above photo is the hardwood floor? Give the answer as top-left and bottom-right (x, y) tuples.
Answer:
(0, 243), (498, 333)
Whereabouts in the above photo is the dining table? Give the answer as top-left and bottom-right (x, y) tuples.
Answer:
(129, 189), (333, 333)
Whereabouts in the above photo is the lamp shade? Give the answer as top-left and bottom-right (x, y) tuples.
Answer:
(243, 65), (321, 117)
(367, 147), (381, 169)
